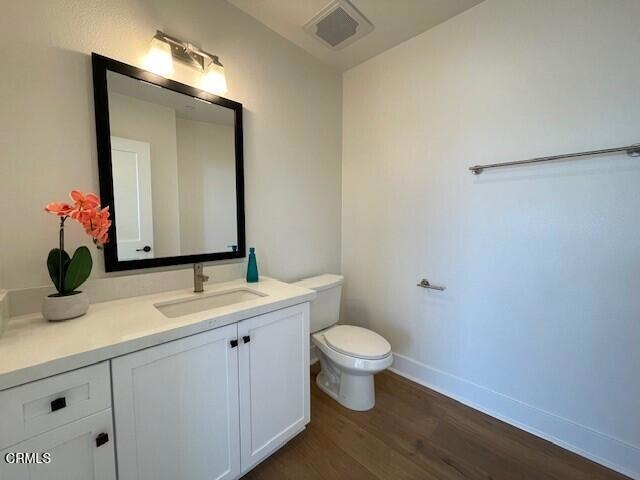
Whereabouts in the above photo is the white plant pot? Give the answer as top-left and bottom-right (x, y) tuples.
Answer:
(42, 292), (89, 322)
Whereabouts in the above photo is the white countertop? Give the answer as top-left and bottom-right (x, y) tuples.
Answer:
(0, 277), (315, 391)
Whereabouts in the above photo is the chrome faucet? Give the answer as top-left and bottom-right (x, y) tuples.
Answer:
(193, 263), (209, 293)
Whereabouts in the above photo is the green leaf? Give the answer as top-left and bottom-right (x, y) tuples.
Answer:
(47, 249), (70, 293)
(62, 246), (93, 293)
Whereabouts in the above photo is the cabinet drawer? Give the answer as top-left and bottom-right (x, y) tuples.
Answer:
(0, 362), (111, 450)
(0, 409), (116, 480)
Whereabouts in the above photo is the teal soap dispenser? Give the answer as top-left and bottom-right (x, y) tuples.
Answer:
(246, 247), (259, 283)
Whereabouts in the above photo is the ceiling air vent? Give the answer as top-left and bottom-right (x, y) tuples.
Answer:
(303, 0), (373, 51)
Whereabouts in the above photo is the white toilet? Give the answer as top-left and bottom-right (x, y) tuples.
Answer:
(294, 274), (393, 411)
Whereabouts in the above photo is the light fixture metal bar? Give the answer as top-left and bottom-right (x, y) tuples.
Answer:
(155, 30), (223, 71)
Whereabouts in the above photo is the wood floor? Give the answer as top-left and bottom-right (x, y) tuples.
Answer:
(244, 365), (629, 480)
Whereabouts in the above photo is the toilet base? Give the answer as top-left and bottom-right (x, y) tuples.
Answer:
(316, 356), (376, 411)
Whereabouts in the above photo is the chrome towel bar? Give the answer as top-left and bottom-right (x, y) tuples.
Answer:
(469, 143), (640, 175)
(417, 279), (446, 291)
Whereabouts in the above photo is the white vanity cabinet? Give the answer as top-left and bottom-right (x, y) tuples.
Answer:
(0, 278), (313, 480)
(111, 303), (310, 480)
(0, 363), (116, 480)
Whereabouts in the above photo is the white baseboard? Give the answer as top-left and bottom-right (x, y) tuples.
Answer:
(389, 352), (639, 479)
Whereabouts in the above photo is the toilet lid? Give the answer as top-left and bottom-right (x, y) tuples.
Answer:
(324, 325), (391, 360)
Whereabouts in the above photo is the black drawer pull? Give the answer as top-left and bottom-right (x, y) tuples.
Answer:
(50, 397), (67, 412)
(230, 339), (238, 348)
(243, 335), (251, 344)
(96, 432), (109, 448)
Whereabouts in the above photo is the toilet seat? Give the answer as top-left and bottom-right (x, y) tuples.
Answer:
(323, 325), (391, 360)
(312, 330), (393, 376)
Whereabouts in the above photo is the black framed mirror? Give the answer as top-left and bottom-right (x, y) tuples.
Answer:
(91, 53), (245, 272)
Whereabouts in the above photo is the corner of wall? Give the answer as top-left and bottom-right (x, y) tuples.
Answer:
(0, 289), (8, 336)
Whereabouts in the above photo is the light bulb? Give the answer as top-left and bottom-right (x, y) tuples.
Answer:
(199, 62), (227, 95)
(144, 36), (174, 76)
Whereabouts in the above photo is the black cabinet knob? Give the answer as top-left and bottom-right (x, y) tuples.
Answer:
(50, 397), (67, 412)
(230, 339), (238, 348)
(136, 245), (152, 252)
(242, 335), (251, 344)
(96, 433), (109, 448)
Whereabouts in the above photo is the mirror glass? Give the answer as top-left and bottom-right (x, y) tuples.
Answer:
(106, 71), (240, 262)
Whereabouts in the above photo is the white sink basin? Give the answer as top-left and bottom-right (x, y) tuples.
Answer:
(155, 288), (266, 318)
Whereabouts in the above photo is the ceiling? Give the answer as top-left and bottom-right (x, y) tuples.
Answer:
(227, 0), (485, 71)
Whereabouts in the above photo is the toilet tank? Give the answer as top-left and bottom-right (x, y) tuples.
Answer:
(292, 274), (344, 333)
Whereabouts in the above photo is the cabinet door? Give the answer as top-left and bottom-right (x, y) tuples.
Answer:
(238, 303), (310, 473)
(111, 324), (240, 480)
(0, 410), (115, 480)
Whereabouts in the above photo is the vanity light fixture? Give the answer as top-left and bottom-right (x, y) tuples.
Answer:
(144, 33), (174, 76)
(144, 30), (228, 95)
(199, 59), (228, 95)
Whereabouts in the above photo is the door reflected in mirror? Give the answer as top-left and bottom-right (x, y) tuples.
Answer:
(101, 68), (243, 266)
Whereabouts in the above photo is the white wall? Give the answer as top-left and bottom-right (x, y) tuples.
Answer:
(176, 118), (237, 254)
(0, 0), (341, 289)
(342, 0), (640, 476)
(109, 92), (182, 257)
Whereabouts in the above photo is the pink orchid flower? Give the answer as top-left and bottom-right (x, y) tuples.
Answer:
(69, 190), (100, 223)
(82, 206), (112, 247)
(45, 190), (110, 247)
(44, 202), (75, 216)
(70, 190), (100, 208)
